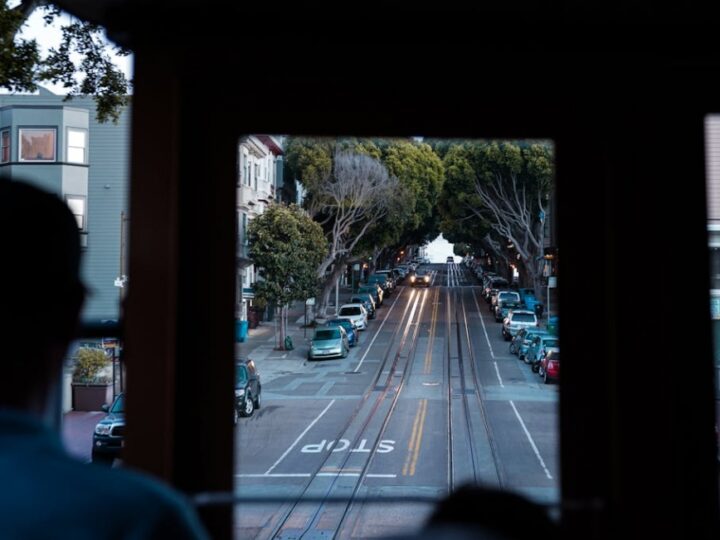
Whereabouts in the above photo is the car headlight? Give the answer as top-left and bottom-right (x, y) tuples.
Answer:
(94, 423), (112, 436)
(424, 276), (429, 282)
(410, 276), (416, 282)
(235, 388), (245, 397)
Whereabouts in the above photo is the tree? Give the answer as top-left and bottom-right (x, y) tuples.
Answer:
(0, 2), (131, 122)
(309, 151), (400, 318)
(248, 204), (327, 350)
(437, 142), (494, 258)
(438, 141), (554, 295)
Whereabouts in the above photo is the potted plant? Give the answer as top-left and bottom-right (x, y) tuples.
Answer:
(71, 347), (113, 411)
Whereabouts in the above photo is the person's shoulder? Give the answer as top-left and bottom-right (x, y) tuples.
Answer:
(77, 463), (210, 539)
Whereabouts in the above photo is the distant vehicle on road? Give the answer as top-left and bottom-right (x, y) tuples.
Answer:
(409, 271), (431, 287)
(446, 256), (454, 263)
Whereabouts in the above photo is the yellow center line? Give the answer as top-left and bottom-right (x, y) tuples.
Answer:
(403, 399), (427, 476)
(409, 399), (428, 476)
(424, 287), (440, 374)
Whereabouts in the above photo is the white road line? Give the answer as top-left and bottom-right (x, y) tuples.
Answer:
(493, 363), (504, 388)
(353, 287), (411, 373)
(509, 400), (553, 480)
(236, 473), (397, 479)
(236, 473), (312, 478)
(470, 287), (504, 387)
(264, 399), (336, 475)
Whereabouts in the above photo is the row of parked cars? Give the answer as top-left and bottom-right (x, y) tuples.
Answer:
(307, 261), (428, 360)
(93, 354), (266, 464)
(470, 264), (559, 384)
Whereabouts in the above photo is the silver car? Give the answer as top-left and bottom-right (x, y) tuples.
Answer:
(308, 326), (350, 360)
(502, 309), (538, 341)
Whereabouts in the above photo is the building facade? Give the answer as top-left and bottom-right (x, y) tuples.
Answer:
(236, 135), (283, 323)
(0, 88), (130, 322)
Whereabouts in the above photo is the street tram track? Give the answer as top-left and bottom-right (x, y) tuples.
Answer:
(267, 279), (434, 539)
(446, 266), (506, 490)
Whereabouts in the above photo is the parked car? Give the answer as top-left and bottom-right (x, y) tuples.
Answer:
(495, 299), (522, 322)
(350, 293), (376, 319)
(509, 327), (529, 356)
(235, 358), (261, 421)
(526, 334), (560, 371)
(484, 278), (509, 301)
(337, 303), (368, 330)
(517, 328), (550, 360)
(409, 271), (431, 287)
(357, 283), (383, 307)
(538, 349), (560, 383)
(367, 273), (393, 295)
(502, 309), (539, 340)
(308, 326), (350, 360)
(92, 392), (125, 464)
(326, 318), (358, 347)
(374, 269), (397, 291)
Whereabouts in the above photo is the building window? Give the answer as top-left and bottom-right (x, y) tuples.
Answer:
(67, 128), (87, 164)
(19, 128), (56, 162)
(65, 195), (86, 230)
(1, 130), (9, 163)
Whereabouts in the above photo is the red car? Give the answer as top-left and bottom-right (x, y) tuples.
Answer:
(538, 350), (560, 384)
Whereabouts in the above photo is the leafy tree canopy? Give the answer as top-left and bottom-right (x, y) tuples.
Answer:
(285, 137), (444, 258)
(0, 1), (131, 122)
(248, 204), (328, 307)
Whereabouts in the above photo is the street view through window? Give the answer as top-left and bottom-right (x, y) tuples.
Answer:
(232, 136), (559, 538)
(704, 116), (720, 473)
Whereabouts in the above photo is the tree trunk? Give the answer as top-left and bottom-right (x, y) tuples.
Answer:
(315, 260), (347, 321)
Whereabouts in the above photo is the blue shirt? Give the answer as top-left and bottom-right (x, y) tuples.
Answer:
(0, 410), (209, 539)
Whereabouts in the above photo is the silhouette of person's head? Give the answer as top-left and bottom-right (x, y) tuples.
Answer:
(0, 180), (85, 412)
(423, 484), (558, 539)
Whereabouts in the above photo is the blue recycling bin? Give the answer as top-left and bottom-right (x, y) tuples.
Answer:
(235, 320), (249, 342)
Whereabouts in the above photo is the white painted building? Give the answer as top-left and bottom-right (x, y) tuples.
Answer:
(236, 135), (283, 321)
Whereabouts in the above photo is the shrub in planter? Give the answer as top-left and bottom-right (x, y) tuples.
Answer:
(72, 347), (112, 411)
(72, 347), (111, 384)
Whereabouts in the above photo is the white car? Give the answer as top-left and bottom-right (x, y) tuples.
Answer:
(337, 303), (368, 330)
(501, 309), (538, 341)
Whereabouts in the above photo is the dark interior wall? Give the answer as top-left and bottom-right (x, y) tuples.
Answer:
(58, 4), (720, 537)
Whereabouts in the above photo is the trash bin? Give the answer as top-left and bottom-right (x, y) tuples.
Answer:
(236, 320), (249, 342)
(284, 335), (294, 350)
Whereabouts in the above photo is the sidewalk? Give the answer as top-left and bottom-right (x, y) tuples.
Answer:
(62, 411), (104, 463)
(61, 292), (358, 459)
(235, 292), (355, 384)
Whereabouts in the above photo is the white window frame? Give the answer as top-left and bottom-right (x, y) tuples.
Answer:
(65, 195), (87, 231)
(18, 127), (57, 162)
(0, 129), (9, 163)
(66, 127), (88, 164)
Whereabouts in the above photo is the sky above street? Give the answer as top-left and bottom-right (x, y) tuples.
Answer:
(14, 5), (133, 95)
(425, 234), (455, 263)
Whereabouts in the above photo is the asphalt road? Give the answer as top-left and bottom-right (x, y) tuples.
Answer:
(234, 263), (559, 539)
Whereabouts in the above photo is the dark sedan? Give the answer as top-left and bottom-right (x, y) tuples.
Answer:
(92, 393), (125, 465)
(235, 358), (261, 422)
